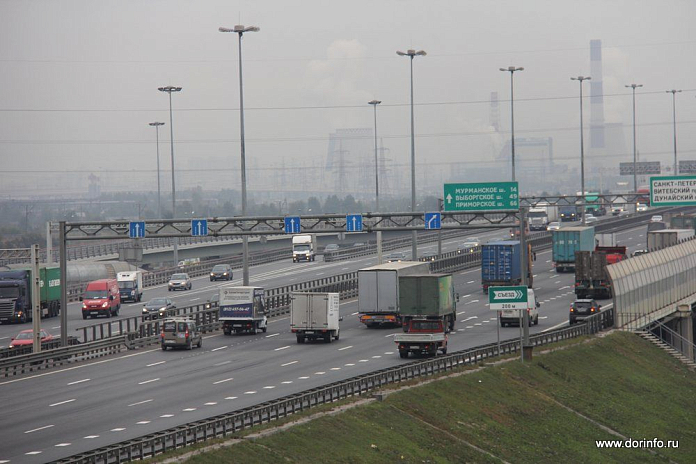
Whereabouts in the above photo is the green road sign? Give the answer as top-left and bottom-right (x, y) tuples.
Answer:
(489, 286), (528, 311)
(443, 182), (519, 211)
(650, 176), (696, 206)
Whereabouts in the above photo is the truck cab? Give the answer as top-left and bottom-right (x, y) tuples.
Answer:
(395, 319), (448, 358)
(219, 286), (268, 335)
(80, 279), (120, 319)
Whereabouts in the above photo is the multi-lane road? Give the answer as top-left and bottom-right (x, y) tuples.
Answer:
(0, 223), (650, 462)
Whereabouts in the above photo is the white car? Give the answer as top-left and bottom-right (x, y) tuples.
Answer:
(584, 215), (598, 224)
(500, 289), (539, 326)
(650, 215), (663, 222)
(636, 203), (648, 212)
(547, 222), (561, 231)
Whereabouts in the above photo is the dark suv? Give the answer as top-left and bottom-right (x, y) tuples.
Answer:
(570, 299), (601, 324)
(161, 318), (203, 350)
(210, 264), (233, 281)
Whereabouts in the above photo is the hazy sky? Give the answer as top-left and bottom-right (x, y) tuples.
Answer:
(1, 0), (695, 197)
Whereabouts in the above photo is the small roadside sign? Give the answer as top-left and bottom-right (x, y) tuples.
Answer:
(129, 221), (146, 238)
(346, 214), (363, 232)
(191, 219), (208, 236)
(488, 286), (528, 311)
(444, 182), (519, 211)
(284, 216), (301, 234)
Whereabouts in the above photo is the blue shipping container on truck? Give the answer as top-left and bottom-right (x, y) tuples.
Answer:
(481, 241), (521, 293)
(551, 226), (595, 272)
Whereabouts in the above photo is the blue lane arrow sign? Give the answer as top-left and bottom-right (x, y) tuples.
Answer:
(424, 212), (441, 230)
(346, 214), (363, 232)
(284, 216), (301, 234)
(191, 219), (208, 236)
(129, 221), (146, 238)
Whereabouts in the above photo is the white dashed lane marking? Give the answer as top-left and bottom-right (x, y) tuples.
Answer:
(49, 399), (75, 407)
(138, 378), (159, 385)
(338, 345), (353, 351)
(84, 435), (100, 439)
(67, 379), (90, 386)
(213, 378), (234, 385)
(146, 361), (165, 367)
(24, 424), (54, 434)
(274, 345), (291, 351)
(281, 360), (298, 367)
(128, 399), (153, 407)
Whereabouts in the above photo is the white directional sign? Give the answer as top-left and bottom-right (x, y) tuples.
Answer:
(488, 286), (528, 311)
(346, 214), (363, 232)
(129, 221), (146, 238)
(191, 219), (208, 236)
(650, 176), (696, 206)
(424, 212), (441, 230)
(284, 216), (301, 234)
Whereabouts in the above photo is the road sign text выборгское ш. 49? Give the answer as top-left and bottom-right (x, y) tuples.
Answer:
(444, 182), (519, 212)
(650, 176), (696, 206)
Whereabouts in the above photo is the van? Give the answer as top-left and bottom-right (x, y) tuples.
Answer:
(80, 279), (121, 319)
(499, 288), (540, 327)
(161, 318), (202, 350)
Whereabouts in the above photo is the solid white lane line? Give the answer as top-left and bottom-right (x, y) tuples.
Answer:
(128, 399), (153, 407)
(211, 346), (227, 352)
(265, 333), (279, 338)
(281, 360), (298, 367)
(49, 399), (75, 407)
(338, 345), (353, 351)
(213, 378), (234, 385)
(543, 321), (568, 332)
(67, 378), (90, 386)
(138, 378), (160, 385)
(25, 424), (54, 434)
(146, 361), (166, 367)
(274, 345), (291, 351)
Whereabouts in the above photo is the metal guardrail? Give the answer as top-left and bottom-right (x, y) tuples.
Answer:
(54, 308), (613, 463)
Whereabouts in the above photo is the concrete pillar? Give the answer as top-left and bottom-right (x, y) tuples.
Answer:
(675, 304), (694, 361)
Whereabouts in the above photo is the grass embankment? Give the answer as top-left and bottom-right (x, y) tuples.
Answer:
(173, 332), (696, 463)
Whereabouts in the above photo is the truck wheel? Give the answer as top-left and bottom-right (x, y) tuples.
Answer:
(296, 334), (305, 344)
(161, 344), (167, 351)
(197, 338), (202, 348)
(334, 331), (340, 341)
(262, 326), (267, 333)
(106, 310), (112, 319)
(441, 347), (447, 355)
(82, 313), (88, 320)
(324, 333), (332, 343)
(187, 340), (192, 350)
(534, 314), (539, 325)
(223, 329), (231, 336)
(399, 350), (408, 359)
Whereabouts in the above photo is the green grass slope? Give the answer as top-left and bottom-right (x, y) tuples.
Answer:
(182, 332), (696, 463)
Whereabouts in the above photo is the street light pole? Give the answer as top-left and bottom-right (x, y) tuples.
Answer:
(149, 122), (165, 218)
(571, 76), (591, 225)
(368, 99), (383, 264)
(158, 86), (182, 265)
(666, 89), (682, 175)
(500, 66), (524, 182)
(397, 49), (426, 261)
(625, 84), (643, 192)
(220, 25), (259, 286)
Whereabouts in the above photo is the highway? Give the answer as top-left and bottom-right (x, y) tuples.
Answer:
(0, 222), (649, 462)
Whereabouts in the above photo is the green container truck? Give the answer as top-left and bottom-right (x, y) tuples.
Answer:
(398, 274), (458, 332)
(0, 266), (61, 323)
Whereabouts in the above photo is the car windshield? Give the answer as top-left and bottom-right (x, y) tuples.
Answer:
(84, 290), (107, 299)
(171, 274), (187, 280)
(14, 332), (33, 340)
(0, 287), (20, 299)
(574, 301), (594, 310)
(148, 298), (167, 306)
(549, 222), (559, 227)
(325, 244), (339, 251)
(212, 265), (227, 272)
(119, 281), (135, 289)
(464, 237), (480, 243)
(294, 245), (311, 252)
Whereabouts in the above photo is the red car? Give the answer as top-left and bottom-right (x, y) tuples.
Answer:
(8, 329), (54, 349)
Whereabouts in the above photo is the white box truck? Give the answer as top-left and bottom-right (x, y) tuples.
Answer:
(358, 261), (430, 327)
(291, 292), (341, 343)
(595, 233), (617, 247)
(292, 234), (317, 262)
(117, 270), (143, 302)
(219, 286), (268, 335)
